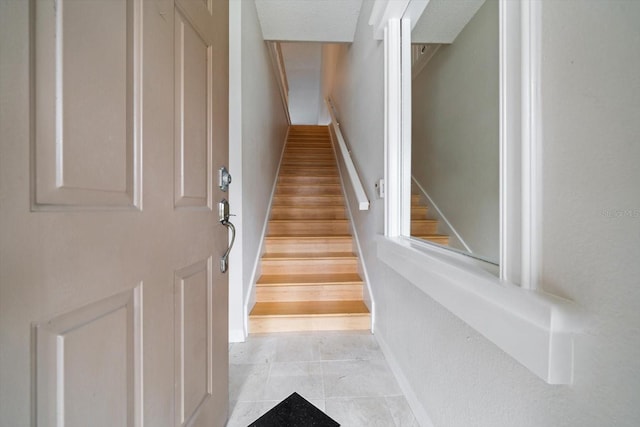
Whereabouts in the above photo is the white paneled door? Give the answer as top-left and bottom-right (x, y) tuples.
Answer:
(0, 0), (229, 426)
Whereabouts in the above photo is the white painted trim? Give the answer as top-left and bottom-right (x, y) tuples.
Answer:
(325, 97), (369, 210)
(377, 236), (582, 384)
(411, 176), (472, 253)
(499, 0), (523, 284)
(369, 0), (411, 40)
(328, 122), (376, 333)
(384, 19), (403, 237)
(228, 0), (244, 342)
(520, 0), (542, 290)
(243, 128), (290, 336)
(376, 332), (434, 427)
(400, 18), (412, 237)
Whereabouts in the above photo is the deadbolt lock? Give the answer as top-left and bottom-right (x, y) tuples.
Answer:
(218, 166), (232, 192)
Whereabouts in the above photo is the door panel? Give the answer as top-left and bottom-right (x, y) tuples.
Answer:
(33, 286), (142, 427)
(174, 7), (212, 209)
(32, 0), (141, 209)
(0, 0), (229, 426)
(174, 259), (213, 426)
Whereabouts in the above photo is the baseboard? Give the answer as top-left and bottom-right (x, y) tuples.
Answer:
(229, 329), (246, 343)
(375, 332), (434, 427)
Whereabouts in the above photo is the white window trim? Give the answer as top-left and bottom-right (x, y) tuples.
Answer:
(375, 0), (582, 384)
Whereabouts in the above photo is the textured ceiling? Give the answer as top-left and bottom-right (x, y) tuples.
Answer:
(255, 0), (363, 42)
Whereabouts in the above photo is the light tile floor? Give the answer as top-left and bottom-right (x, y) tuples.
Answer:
(227, 331), (419, 427)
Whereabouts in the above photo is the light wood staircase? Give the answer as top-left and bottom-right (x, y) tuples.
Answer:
(410, 193), (450, 245)
(248, 125), (371, 333)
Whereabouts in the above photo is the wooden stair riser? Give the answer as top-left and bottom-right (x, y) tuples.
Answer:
(264, 237), (354, 254)
(289, 127), (329, 131)
(289, 127), (330, 132)
(282, 156), (335, 163)
(280, 164), (340, 172)
(289, 131), (330, 135)
(256, 284), (363, 302)
(249, 315), (370, 333)
(283, 149), (333, 155)
(261, 258), (358, 275)
(278, 175), (340, 185)
(283, 150), (334, 157)
(411, 206), (428, 219)
(273, 195), (345, 206)
(270, 206), (347, 220)
(410, 220), (439, 234)
(285, 145), (333, 151)
(268, 220), (349, 236)
(282, 158), (335, 165)
(281, 161), (336, 168)
(285, 143), (332, 148)
(249, 300), (370, 333)
(287, 134), (330, 138)
(279, 166), (338, 175)
(275, 185), (342, 196)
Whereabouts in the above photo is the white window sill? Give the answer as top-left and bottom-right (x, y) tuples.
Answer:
(376, 235), (582, 384)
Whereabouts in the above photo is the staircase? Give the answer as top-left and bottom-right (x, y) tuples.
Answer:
(248, 125), (371, 333)
(410, 193), (450, 245)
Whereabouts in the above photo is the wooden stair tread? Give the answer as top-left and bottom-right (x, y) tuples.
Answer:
(280, 166), (336, 170)
(250, 300), (369, 317)
(269, 219), (348, 223)
(279, 170), (339, 176)
(278, 181), (341, 186)
(277, 183), (341, 188)
(256, 284), (363, 302)
(267, 232), (351, 237)
(270, 205), (346, 210)
(265, 234), (352, 242)
(262, 252), (356, 260)
(257, 273), (363, 286)
(264, 236), (354, 253)
(265, 235), (352, 241)
(273, 195), (344, 199)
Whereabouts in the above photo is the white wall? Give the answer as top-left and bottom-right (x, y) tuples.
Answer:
(318, 43), (345, 125)
(332, 1), (640, 425)
(229, 0), (289, 341)
(281, 42), (323, 124)
(412, 0), (499, 262)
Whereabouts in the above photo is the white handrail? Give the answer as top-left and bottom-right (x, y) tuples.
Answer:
(325, 97), (370, 210)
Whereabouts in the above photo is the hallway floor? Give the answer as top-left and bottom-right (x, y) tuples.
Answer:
(227, 331), (419, 426)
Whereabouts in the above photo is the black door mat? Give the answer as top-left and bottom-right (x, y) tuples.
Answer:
(247, 392), (340, 427)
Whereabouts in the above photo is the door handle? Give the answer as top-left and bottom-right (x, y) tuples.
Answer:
(218, 198), (235, 273)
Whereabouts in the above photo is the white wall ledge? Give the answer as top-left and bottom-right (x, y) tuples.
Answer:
(377, 236), (583, 384)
